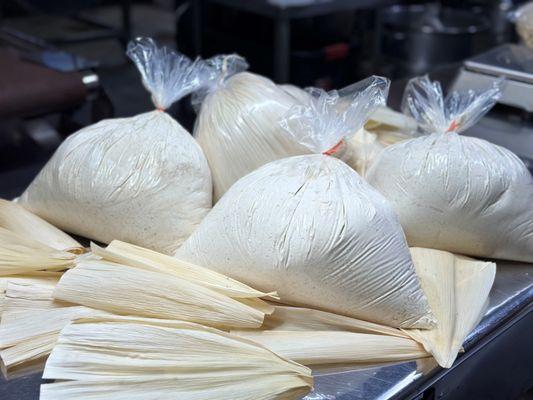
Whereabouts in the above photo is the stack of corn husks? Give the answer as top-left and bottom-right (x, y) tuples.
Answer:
(3, 37), (531, 400)
(0, 200), (314, 399)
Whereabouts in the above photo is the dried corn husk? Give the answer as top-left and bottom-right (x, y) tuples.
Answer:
(40, 315), (313, 400)
(0, 240), (278, 377)
(231, 330), (428, 366)
(0, 228), (78, 276)
(0, 306), (102, 377)
(450, 254), (495, 363)
(92, 241), (277, 299)
(53, 256), (272, 329)
(0, 272), (62, 314)
(234, 305), (408, 338)
(404, 248), (496, 368)
(365, 106), (417, 133)
(0, 199), (82, 252)
(0, 270), (100, 377)
(404, 248), (456, 367)
(3, 280), (70, 314)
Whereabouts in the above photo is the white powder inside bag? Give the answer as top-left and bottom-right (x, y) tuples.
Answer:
(19, 111), (212, 254)
(366, 75), (533, 262)
(366, 132), (533, 262)
(176, 155), (435, 329)
(19, 39), (213, 254)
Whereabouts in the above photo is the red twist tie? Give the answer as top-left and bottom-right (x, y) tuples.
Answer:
(446, 120), (459, 133)
(323, 140), (344, 156)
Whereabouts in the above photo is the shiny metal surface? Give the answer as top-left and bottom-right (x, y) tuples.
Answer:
(304, 262), (533, 400)
(464, 44), (533, 84)
(451, 44), (533, 111)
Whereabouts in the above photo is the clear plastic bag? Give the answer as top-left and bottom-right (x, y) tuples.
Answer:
(19, 38), (212, 254)
(367, 75), (533, 262)
(178, 73), (435, 328)
(193, 67), (390, 200)
(401, 74), (502, 135)
(279, 80), (414, 177)
(127, 37), (208, 110)
(190, 54), (249, 112)
(192, 55), (310, 201)
(176, 154), (435, 329)
(280, 76), (390, 155)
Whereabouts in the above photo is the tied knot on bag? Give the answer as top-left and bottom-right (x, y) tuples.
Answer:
(445, 113), (466, 133)
(445, 120), (459, 133)
(323, 139), (346, 157)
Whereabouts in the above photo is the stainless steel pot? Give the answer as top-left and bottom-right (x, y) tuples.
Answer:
(381, 4), (492, 77)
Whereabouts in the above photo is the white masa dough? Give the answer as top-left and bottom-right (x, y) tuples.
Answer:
(177, 155), (435, 329)
(195, 71), (310, 201)
(366, 132), (533, 262)
(20, 110), (212, 254)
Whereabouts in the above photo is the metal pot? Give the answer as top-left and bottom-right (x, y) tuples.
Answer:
(381, 4), (492, 77)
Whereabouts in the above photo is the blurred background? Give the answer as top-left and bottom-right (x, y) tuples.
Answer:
(0, 0), (532, 197)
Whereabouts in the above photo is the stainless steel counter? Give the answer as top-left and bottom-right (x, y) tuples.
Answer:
(306, 262), (533, 400)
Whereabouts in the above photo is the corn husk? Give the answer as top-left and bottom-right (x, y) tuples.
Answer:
(450, 254), (496, 361)
(93, 240), (277, 300)
(1, 240), (278, 376)
(53, 256), (272, 329)
(365, 106), (417, 133)
(3, 280), (70, 314)
(0, 306), (102, 377)
(40, 315), (313, 400)
(231, 330), (428, 366)
(234, 305), (409, 338)
(0, 227), (78, 276)
(0, 272), (62, 314)
(0, 271), (98, 377)
(0, 199), (82, 252)
(404, 248), (496, 368)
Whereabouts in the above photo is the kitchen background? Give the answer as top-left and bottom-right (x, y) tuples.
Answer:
(0, 0), (531, 198)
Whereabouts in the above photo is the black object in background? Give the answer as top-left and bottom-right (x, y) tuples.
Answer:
(176, 1), (387, 89)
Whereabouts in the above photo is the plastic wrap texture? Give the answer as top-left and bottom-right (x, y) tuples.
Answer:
(279, 80), (390, 176)
(126, 37), (208, 110)
(367, 76), (533, 262)
(19, 111), (212, 254)
(176, 155), (435, 329)
(280, 84), (313, 104)
(280, 76), (389, 155)
(191, 54), (249, 111)
(195, 72), (388, 200)
(19, 38), (212, 254)
(194, 71), (310, 201)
